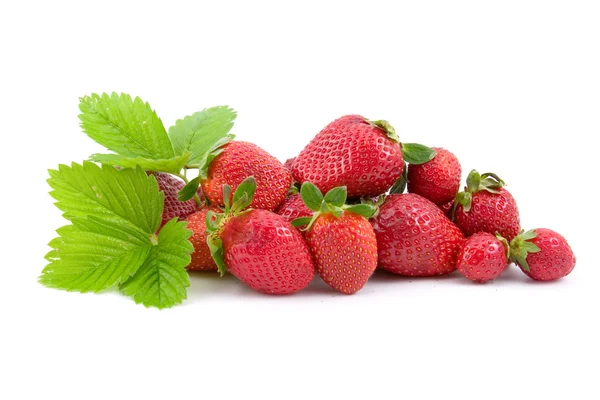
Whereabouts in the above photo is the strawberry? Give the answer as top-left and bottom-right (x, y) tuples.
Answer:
(283, 157), (296, 173)
(407, 147), (461, 205)
(275, 194), (312, 224)
(372, 193), (465, 276)
(206, 177), (314, 294)
(452, 170), (521, 241)
(509, 229), (576, 281)
(152, 172), (199, 227)
(292, 183), (378, 294)
(292, 115), (435, 198)
(185, 206), (221, 272)
(201, 141), (292, 211)
(439, 200), (454, 217)
(457, 232), (509, 283)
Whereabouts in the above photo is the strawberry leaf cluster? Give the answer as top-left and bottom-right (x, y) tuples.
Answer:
(42, 93), (237, 308)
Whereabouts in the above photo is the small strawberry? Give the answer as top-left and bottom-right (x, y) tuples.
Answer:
(200, 140), (292, 211)
(407, 147), (461, 205)
(452, 170), (521, 241)
(152, 172), (199, 227)
(283, 157), (296, 173)
(292, 115), (435, 198)
(275, 194), (312, 224)
(457, 232), (509, 283)
(372, 193), (465, 276)
(509, 229), (576, 281)
(206, 177), (314, 294)
(185, 206), (221, 272)
(292, 183), (378, 294)
(439, 200), (454, 217)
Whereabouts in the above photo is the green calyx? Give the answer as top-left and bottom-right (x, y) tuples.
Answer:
(389, 162), (408, 194)
(451, 169), (505, 217)
(206, 176), (257, 275)
(508, 229), (541, 272)
(495, 233), (511, 260)
(368, 119), (399, 143)
(367, 118), (436, 165)
(292, 182), (378, 231)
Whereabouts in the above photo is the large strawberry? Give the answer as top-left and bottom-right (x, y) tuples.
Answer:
(452, 170), (521, 241)
(291, 115), (435, 198)
(509, 229), (576, 281)
(206, 177), (314, 294)
(200, 141), (292, 211)
(372, 193), (465, 276)
(152, 172), (199, 227)
(275, 194), (312, 224)
(185, 205), (220, 271)
(457, 232), (509, 283)
(407, 147), (461, 205)
(292, 182), (378, 294)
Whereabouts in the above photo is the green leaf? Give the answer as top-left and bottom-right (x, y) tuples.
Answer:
(79, 93), (174, 159)
(196, 136), (232, 180)
(344, 204), (377, 219)
(291, 217), (313, 228)
(300, 182), (324, 212)
(120, 219), (193, 309)
(89, 152), (191, 175)
(169, 106), (237, 164)
(324, 186), (347, 207)
(401, 143), (436, 165)
(48, 162), (163, 233)
(40, 217), (152, 293)
(178, 177), (201, 202)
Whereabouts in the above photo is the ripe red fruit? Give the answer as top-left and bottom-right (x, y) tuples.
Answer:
(207, 177), (314, 294)
(407, 147), (461, 205)
(372, 193), (465, 276)
(185, 206), (220, 272)
(457, 232), (508, 283)
(283, 157), (296, 173)
(275, 194), (312, 224)
(439, 200), (454, 217)
(152, 172), (198, 227)
(296, 183), (379, 294)
(453, 170), (521, 241)
(306, 212), (378, 294)
(510, 229), (576, 281)
(201, 141), (292, 211)
(221, 209), (314, 294)
(292, 115), (405, 198)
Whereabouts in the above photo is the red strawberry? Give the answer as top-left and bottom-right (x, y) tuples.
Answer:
(275, 194), (312, 224)
(439, 200), (454, 217)
(283, 157), (296, 173)
(292, 115), (435, 198)
(201, 141), (292, 211)
(185, 206), (220, 272)
(407, 147), (461, 205)
(452, 170), (521, 241)
(509, 229), (576, 281)
(207, 178), (314, 294)
(152, 172), (199, 227)
(372, 193), (465, 276)
(457, 232), (508, 283)
(294, 183), (378, 294)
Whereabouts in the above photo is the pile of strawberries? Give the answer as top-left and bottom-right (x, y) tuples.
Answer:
(164, 115), (576, 294)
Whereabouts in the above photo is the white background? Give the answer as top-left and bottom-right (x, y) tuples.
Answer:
(1, 1), (599, 399)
